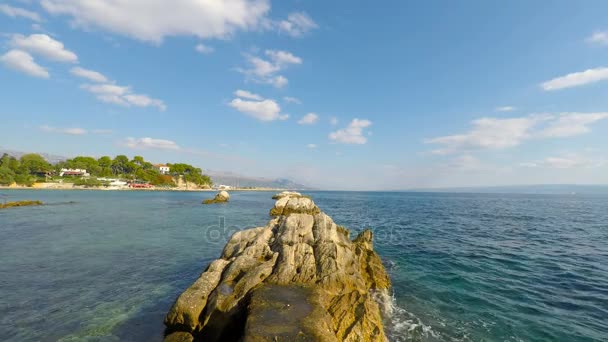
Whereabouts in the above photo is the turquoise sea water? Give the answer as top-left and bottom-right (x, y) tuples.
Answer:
(1, 190), (607, 341)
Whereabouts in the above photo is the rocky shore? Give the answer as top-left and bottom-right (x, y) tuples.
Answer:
(164, 192), (391, 341)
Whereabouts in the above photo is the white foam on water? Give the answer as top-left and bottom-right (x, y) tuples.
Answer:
(373, 290), (439, 341)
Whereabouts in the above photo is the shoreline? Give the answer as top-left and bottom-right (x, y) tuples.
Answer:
(0, 183), (295, 192)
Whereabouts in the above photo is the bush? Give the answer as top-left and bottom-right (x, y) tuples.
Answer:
(73, 178), (105, 187)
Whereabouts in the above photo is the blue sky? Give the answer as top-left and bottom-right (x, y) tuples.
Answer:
(1, 1), (608, 190)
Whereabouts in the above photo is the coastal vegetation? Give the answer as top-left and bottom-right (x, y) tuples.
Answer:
(0, 153), (211, 188)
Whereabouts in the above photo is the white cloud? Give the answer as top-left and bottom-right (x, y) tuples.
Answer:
(229, 98), (287, 121)
(521, 155), (605, 169)
(11, 34), (78, 63)
(41, 0), (271, 43)
(265, 49), (302, 66)
(307, 144), (317, 149)
(330, 117), (338, 125)
(0, 4), (41, 22)
(539, 112), (608, 137)
(586, 31), (608, 46)
(283, 96), (301, 104)
(298, 112), (319, 125)
(124, 137), (180, 150)
(239, 49), (301, 88)
(427, 112), (608, 154)
(329, 118), (372, 144)
(70, 66), (108, 83)
(40, 125), (87, 135)
(81, 83), (166, 111)
(426, 115), (551, 154)
(495, 106), (516, 112)
(277, 12), (318, 37)
(0, 49), (49, 78)
(234, 89), (262, 100)
(195, 43), (214, 54)
(541, 67), (608, 91)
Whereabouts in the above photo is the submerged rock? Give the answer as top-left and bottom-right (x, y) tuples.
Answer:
(166, 192), (391, 341)
(203, 191), (230, 204)
(0, 200), (43, 209)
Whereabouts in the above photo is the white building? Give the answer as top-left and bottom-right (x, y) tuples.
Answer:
(154, 164), (170, 175)
(59, 168), (89, 177)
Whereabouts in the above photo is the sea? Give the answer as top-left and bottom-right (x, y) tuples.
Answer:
(0, 190), (606, 342)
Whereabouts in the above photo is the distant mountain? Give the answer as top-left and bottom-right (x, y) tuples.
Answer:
(206, 170), (313, 190)
(409, 184), (608, 195)
(0, 149), (68, 164)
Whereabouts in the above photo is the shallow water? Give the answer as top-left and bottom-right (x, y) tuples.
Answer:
(1, 190), (607, 341)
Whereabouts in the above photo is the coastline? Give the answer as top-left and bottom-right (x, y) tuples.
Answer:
(0, 183), (294, 192)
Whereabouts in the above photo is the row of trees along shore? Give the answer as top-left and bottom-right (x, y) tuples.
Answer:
(0, 153), (212, 188)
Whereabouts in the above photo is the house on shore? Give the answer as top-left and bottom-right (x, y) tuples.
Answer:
(154, 164), (170, 175)
(59, 168), (89, 177)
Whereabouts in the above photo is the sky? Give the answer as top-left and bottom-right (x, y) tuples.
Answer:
(1, 1), (608, 190)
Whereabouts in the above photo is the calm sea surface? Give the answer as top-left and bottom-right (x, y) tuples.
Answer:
(1, 190), (607, 341)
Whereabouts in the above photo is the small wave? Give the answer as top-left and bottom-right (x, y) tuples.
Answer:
(374, 290), (439, 341)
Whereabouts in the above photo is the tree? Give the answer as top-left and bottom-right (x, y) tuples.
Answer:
(0, 167), (15, 185)
(19, 154), (51, 174)
(111, 155), (131, 175)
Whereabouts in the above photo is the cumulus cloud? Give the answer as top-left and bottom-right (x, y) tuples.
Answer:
(0, 4), (41, 21)
(11, 34), (78, 63)
(195, 43), (214, 54)
(541, 67), (608, 91)
(427, 112), (608, 154)
(70, 66), (108, 83)
(496, 106), (516, 112)
(329, 118), (372, 144)
(238, 49), (302, 88)
(0, 50), (49, 78)
(586, 31), (608, 46)
(283, 96), (301, 104)
(298, 112), (319, 125)
(40, 0), (271, 43)
(40, 125), (87, 135)
(234, 89), (263, 100)
(81, 83), (166, 111)
(229, 90), (287, 121)
(229, 98), (287, 121)
(277, 12), (318, 37)
(124, 137), (180, 150)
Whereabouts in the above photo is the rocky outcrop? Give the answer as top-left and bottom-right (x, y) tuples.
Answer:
(165, 193), (391, 341)
(0, 200), (43, 209)
(271, 191), (304, 200)
(203, 191), (230, 204)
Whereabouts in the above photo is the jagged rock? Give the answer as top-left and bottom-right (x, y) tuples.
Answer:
(166, 192), (391, 341)
(203, 191), (230, 204)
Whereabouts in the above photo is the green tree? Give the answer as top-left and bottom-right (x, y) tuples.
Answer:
(0, 167), (15, 185)
(111, 155), (131, 175)
(19, 154), (51, 174)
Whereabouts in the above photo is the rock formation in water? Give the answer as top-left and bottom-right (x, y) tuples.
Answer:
(166, 192), (391, 341)
(0, 200), (43, 209)
(202, 191), (230, 204)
